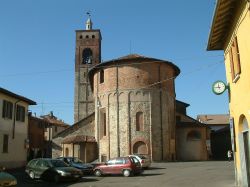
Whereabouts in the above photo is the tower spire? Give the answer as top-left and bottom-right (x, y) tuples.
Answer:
(86, 11), (92, 30)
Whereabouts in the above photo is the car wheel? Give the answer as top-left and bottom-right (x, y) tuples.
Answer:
(29, 171), (35, 179)
(54, 174), (60, 183)
(123, 169), (131, 177)
(94, 169), (102, 177)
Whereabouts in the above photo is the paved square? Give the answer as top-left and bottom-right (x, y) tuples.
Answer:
(11, 161), (235, 187)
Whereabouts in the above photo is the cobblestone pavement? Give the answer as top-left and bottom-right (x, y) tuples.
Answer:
(9, 161), (235, 187)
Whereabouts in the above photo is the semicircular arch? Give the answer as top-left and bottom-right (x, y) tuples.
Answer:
(133, 141), (148, 155)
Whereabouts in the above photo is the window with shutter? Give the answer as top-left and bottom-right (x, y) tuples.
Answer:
(2, 100), (13, 119)
(229, 36), (241, 82)
(16, 105), (25, 122)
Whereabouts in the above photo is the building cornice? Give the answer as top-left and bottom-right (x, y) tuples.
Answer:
(207, 0), (239, 50)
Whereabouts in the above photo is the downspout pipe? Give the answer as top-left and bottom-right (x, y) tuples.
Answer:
(158, 65), (164, 160)
(116, 64), (120, 157)
(12, 100), (21, 139)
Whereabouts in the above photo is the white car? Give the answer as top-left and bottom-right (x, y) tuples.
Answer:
(128, 154), (151, 168)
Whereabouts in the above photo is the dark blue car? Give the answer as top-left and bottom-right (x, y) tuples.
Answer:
(58, 157), (94, 175)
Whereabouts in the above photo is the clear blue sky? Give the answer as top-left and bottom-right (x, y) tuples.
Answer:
(0, 0), (228, 125)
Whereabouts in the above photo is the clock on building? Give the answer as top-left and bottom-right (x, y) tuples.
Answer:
(212, 80), (227, 95)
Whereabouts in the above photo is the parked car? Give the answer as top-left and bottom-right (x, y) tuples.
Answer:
(25, 158), (83, 182)
(58, 157), (94, 175)
(93, 156), (142, 177)
(0, 167), (17, 186)
(90, 160), (105, 168)
(128, 154), (151, 168)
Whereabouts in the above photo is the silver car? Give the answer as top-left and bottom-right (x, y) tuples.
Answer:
(128, 154), (151, 168)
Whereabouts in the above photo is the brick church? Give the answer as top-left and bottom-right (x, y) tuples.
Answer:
(52, 17), (210, 162)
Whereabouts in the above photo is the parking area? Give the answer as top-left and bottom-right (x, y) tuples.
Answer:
(9, 161), (235, 187)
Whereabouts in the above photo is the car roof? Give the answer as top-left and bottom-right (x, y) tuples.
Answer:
(30, 158), (61, 162)
(58, 157), (75, 159)
(110, 156), (130, 159)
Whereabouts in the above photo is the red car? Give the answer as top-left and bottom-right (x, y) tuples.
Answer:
(93, 157), (142, 177)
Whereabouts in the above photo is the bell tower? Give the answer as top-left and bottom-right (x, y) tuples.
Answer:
(74, 15), (101, 122)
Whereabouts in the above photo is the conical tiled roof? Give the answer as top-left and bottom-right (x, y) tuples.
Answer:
(88, 54), (180, 88)
(90, 53), (179, 74)
(117, 54), (147, 60)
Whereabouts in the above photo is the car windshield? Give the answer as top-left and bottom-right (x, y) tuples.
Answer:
(72, 157), (84, 164)
(27, 159), (38, 167)
(50, 160), (68, 167)
(130, 157), (140, 164)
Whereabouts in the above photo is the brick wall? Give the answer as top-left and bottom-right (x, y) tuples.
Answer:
(93, 61), (177, 161)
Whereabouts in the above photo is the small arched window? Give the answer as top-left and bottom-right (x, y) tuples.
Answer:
(79, 35), (83, 39)
(187, 131), (201, 141)
(86, 35), (89, 38)
(100, 70), (104, 83)
(136, 112), (143, 131)
(82, 48), (93, 64)
(92, 35), (95, 38)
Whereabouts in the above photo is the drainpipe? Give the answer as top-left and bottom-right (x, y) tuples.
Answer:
(108, 94), (111, 159)
(158, 65), (164, 160)
(96, 70), (100, 161)
(116, 65), (120, 157)
(149, 92), (153, 161)
(128, 93), (131, 155)
(12, 100), (21, 139)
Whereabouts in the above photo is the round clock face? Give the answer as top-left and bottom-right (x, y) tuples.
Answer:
(212, 81), (227, 95)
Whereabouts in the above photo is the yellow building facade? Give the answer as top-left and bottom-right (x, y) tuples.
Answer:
(207, 0), (250, 186)
(0, 88), (36, 169)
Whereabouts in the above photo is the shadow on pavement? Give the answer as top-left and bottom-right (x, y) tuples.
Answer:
(7, 167), (99, 187)
(146, 167), (166, 170)
(16, 177), (99, 187)
(140, 173), (164, 177)
(80, 178), (99, 182)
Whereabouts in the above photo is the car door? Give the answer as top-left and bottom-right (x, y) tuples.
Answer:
(34, 160), (43, 177)
(27, 159), (38, 173)
(104, 159), (116, 174)
(114, 158), (125, 174)
(36, 160), (50, 178)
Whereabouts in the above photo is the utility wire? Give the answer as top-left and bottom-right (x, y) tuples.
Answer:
(30, 59), (223, 107)
(0, 54), (223, 77)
